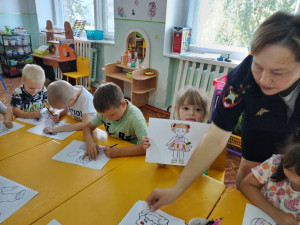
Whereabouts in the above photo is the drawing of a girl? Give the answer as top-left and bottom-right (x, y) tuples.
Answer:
(166, 123), (191, 164)
(136, 209), (169, 225)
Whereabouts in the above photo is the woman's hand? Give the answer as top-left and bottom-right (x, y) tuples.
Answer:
(146, 187), (180, 211)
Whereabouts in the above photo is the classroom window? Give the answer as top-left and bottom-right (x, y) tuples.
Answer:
(184, 0), (298, 58)
(54, 0), (114, 36)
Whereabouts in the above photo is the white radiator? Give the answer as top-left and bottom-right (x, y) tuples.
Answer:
(170, 56), (238, 122)
(38, 33), (97, 87)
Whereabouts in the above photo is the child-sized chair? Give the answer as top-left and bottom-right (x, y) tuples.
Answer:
(0, 74), (8, 92)
(63, 56), (92, 92)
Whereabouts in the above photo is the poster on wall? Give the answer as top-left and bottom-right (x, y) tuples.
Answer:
(114, 0), (167, 22)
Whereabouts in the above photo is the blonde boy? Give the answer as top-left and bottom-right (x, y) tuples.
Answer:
(43, 80), (96, 133)
(83, 82), (148, 160)
(10, 64), (47, 119)
(0, 101), (13, 128)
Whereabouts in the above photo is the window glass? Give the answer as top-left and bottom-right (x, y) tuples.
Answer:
(187, 0), (297, 49)
(63, 0), (95, 29)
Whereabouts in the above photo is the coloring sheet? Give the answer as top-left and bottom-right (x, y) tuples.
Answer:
(119, 200), (186, 225)
(16, 108), (50, 125)
(146, 118), (210, 166)
(47, 219), (61, 225)
(242, 204), (276, 225)
(0, 121), (24, 137)
(0, 176), (38, 223)
(52, 140), (110, 170)
(26, 121), (75, 141)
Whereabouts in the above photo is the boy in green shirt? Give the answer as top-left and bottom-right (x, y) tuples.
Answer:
(83, 82), (148, 160)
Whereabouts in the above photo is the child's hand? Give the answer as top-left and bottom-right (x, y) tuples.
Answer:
(33, 110), (42, 119)
(3, 111), (13, 128)
(82, 143), (100, 161)
(43, 126), (57, 134)
(142, 136), (151, 150)
(51, 113), (60, 122)
(103, 147), (120, 158)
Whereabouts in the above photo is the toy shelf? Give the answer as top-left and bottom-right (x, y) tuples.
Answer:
(105, 63), (158, 107)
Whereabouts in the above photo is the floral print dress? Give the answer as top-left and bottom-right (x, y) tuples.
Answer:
(252, 154), (300, 220)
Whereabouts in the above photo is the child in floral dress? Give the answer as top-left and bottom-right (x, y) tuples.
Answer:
(241, 140), (300, 225)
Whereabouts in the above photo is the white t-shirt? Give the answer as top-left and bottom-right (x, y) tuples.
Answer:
(68, 86), (96, 121)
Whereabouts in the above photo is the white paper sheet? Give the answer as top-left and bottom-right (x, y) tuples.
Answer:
(119, 200), (186, 225)
(0, 176), (38, 223)
(47, 219), (61, 225)
(16, 108), (50, 125)
(0, 121), (24, 137)
(146, 118), (210, 166)
(242, 204), (276, 225)
(52, 140), (110, 170)
(26, 121), (75, 141)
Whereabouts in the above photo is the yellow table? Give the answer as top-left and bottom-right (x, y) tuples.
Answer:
(208, 187), (252, 225)
(0, 116), (82, 161)
(0, 128), (132, 225)
(0, 120), (51, 161)
(33, 156), (226, 225)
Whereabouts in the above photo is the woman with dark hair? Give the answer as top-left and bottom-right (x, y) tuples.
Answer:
(146, 11), (300, 214)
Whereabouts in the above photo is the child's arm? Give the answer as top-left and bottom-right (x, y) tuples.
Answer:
(103, 143), (146, 158)
(2, 109), (13, 128)
(44, 113), (92, 133)
(240, 173), (299, 225)
(12, 107), (41, 119)
(82, 121), (100, 160)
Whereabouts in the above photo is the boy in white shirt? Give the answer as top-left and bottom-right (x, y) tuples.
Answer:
(43, 80), (96, 133)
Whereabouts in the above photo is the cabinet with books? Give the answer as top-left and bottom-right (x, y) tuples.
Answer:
(0, 33), (33, 77)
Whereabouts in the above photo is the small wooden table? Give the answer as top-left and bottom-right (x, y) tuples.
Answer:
(33, 157), (226, 224)
(31, 54), (76, 73)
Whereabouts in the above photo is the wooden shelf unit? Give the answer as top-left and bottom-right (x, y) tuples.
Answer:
(105, 63), (158, 107)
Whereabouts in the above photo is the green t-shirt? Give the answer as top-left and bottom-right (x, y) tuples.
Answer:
(90, 100), (148, 144)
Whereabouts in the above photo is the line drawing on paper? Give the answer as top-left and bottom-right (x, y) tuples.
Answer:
(250, 218), (272, 225)
(66, 143), (103, 165)
(136, 209), (169, 225)
(0, 186), (26, 203)
(166, 123), (192, 164)
(0, 123), (9, 135)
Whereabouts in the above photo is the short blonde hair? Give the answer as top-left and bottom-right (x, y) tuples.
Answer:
(47, 80), (75, 108)
(175, 86), (208, 121)
(22, 64), (45, 83)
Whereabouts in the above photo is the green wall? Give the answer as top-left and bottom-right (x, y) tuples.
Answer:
(0, 12), (39, 49)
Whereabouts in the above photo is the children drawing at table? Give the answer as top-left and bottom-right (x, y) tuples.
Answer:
(10, 64), (47, 119)
(142, 86), (208, 151)
(0, 101), (13, 128)
(240, 139), (300, 225)
(43, 80), (96, 133)
(83, 82), (148, 160)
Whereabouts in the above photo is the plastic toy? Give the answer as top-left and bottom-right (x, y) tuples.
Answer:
(144, 71), (154, 76)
